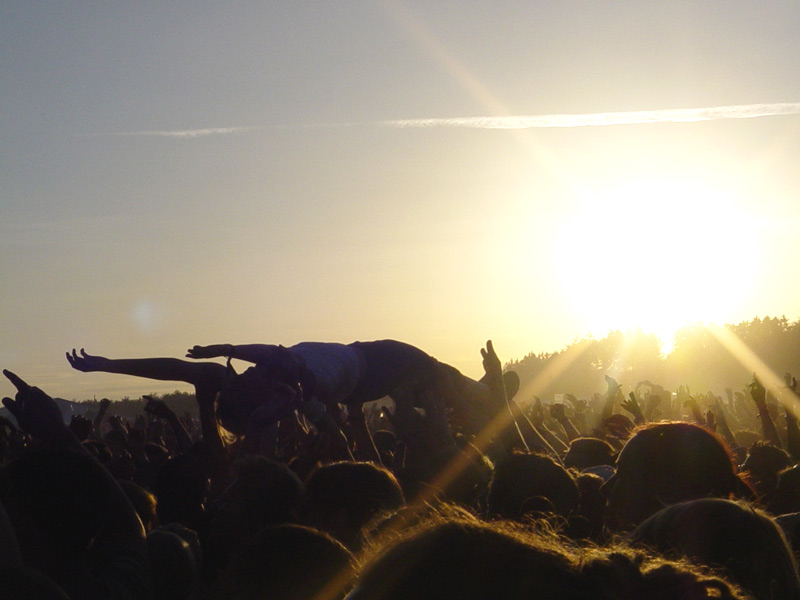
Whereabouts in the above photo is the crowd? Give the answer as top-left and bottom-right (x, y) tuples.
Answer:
(2, 337), (800, 599)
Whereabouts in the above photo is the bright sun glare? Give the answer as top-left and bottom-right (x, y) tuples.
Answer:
(553, 177), (761, 351)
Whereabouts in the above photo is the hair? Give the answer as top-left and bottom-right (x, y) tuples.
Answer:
(216, 353), (304, 436)
(0, 447), (110, 556)
(630, 498), (800, 600)
(147, 527), (200, 600)
(302, 461), (405, 550)
(153, 453), (210, 527)
(202, 456), (304, 582)
(773, 464), (800, 516)
(742, 442), (793, 510)
(349, 518), (747, 600)
(214, 524), (355, 600)
(118, 479), (158, 532)
(564, 437), (617, 471)
(487, 452), (579, 521)
(604, 422), (751, 532)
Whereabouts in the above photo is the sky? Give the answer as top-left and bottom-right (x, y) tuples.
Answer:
(3, 2), (800, 401)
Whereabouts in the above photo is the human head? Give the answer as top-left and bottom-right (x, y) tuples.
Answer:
(564, 437), (617, 471)
(602, 422), (748, 532)
(741, 441), (792, 509)
(216, 524), (355, 600)
(303, 461), (405, 551)
(487, 453), (579, 521)
(215, 366), (298, 436)
(630, 498), (800, 600)
(349, 518), (747, 600)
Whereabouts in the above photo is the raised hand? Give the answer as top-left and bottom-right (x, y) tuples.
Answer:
(143, 396), (176, 420)
(69, 414), (93, 441)
(480, 340), (503, 384)
(605, 375), (621, 397)
(749, 374), (767, 406)
(705, 409), (716, 432)
(682, 391), (705, 426)
(550, 402), (567, 421)
(644, 394), (661, 421)
(185, 344), (231, 360)
(2, 370), (68, 441)
(621, 392), (645, 424)
(66, 348), (109, 372)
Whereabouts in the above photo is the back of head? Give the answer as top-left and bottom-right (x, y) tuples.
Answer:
(202, 456), (304, 582)
(147, 527), (200, 600)
(630, 498), (800, 600)
(352, 516), (749, 600)
(564, 437), (616, 471)
(774, 465), (800, 516)
(216, 524), (354, 600)
(350, 519), (590, 600)
(0, 447), (109, 559)
(303, 461), (405, 550)
(487, 453), (579, 521)
(742, 442), (793, 509)
(230, 455), (304, 524)
(118, 479), (158, 532)
(604, 422), (747, 531)
(153, 453), (210, 527)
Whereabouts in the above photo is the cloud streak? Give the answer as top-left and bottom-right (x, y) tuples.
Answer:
(103, 102), (800, 138)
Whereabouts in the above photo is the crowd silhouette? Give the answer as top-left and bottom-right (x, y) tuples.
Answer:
(2, 336), (800, 599)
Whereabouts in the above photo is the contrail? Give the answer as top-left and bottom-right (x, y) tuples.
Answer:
(383, 102), (800, 129)
(99, 102), (800, 138)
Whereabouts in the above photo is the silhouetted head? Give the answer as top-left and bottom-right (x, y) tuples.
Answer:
(602, 422), (749, 532)
(303, 461), (405, 550)
(153, 453), (210, 527)
(118, 479), (158, 531)
(216, 524), (355, 600)
(202, 456), (305, 581)
(148, 527), (200, 600)
(215, 366), (299, 436)
(631, 498), (800, 600)
(742, 441), (792, 507)
(351, 520), (583, 600)
(774, 464), (800, 516)
(0, 447), (109, 559)
(487, 453), (578, 521)
(350, 518), (748, 600)
(564, 437), (617, 471)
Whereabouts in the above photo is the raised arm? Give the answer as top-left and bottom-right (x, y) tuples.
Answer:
(69, 348), (231, 494)
(68, 347), (227, 387)
(749, 375), (783, 448)
(186, 343), (285, 366)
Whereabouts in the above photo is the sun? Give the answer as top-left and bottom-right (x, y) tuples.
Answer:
(552, 176), (761, 351)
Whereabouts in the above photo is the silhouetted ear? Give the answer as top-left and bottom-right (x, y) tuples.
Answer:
(503, 371), (520, 400)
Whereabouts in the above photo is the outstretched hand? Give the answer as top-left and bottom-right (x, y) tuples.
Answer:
(185, 344), (230, 360)
(2, 370), (68, 441)
(620, 392), (644, 423)
(605, 375), (621, 397)
(480, 340), (503, 382)
(66, 348), (108, 372)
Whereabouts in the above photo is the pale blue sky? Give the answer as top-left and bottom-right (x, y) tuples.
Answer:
(3, 2), (800, 399)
